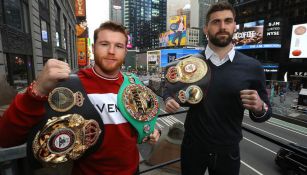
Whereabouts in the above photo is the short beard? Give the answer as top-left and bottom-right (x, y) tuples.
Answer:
(208, 31), (233, 47)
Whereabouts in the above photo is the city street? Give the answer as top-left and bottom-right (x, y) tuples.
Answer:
(138, 97), (307, 175)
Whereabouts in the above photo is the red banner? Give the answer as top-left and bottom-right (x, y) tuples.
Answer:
(77, 38), (87, 66)
(75, 0), (86, 17)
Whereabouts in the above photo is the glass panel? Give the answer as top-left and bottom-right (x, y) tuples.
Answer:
(11, 55), (28, 90)
(41, 19), (48, 42)
(4, 0), (22, 30)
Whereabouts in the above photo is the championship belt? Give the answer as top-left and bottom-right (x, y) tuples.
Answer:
(117, 72), (159, 143)
(165, 54), (211, 105)
(27, 75), (103, 167)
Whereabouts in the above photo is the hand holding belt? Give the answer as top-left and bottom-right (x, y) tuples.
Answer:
(165, 55), (211, 104)
(27, 74), (103, 166)
(117, 72), (159, 144)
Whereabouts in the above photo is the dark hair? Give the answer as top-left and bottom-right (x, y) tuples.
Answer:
(93, 21), (128, 44)
(205, 1), (236, 25)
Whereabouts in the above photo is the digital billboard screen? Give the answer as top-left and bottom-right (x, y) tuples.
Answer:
(234, 19), (281, 49)
(289, 23), (307, 58)
(168, 15), (187, 46)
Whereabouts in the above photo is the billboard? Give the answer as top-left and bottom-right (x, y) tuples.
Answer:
(76, 23), (87, 37)
(147, 50), (161, 72)
(159, 31), (170, 47)
(168, 15), (187, 46)
(77, 38), (87, 66)
(263, 18), (282, 47)
(127, 34), (133, 49)
(289, 23), (307, 58)
(233, 19), (282, 50)
(167, 53), (176, 63)
(75, 0), (86, 17)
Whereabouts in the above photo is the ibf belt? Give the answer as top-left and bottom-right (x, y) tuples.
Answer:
(27, 75), (103, 167)
(117, 72), (159, 143)
(165, 55), (211, 105)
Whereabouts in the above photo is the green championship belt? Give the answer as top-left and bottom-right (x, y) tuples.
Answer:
(117, 72), (159, 143)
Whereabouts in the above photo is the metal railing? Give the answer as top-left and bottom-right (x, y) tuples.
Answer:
(1, 109), (307, 175)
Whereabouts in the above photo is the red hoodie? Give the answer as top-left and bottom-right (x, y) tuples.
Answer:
(0, 68), (139, 175)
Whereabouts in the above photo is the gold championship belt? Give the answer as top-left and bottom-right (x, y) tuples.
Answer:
(32, 114), (101, 164)
(165, 55), (211, 105)
(118, 73), (159, 143)
(48, 87), (85, 112)
(28, 75), (104, 166)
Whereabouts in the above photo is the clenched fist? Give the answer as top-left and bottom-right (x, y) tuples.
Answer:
(34, 59), (71, 96)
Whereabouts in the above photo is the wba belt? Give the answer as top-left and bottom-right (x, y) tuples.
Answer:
(165, 54), (211, 105)
(27, 74), (103, 167)
(117, 72), (159, 143)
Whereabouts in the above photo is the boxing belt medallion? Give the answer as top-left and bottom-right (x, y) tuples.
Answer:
(117, 72), (159, 143)
(27, 75), (103, 167)
(165, 54), (211, 105)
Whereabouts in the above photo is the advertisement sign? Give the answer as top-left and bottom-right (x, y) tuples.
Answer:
(289, 23), (307, 58)
(159, 31), (170, 47)
(234, 19), (282, 49)
(168, 15), (187, 46)
(263, 18), (282, 46)
(233, 20), (264, 49)
(147, 50), (161, 72)
(127, 34), (133, 49)
(76, 24), (87, 37)
(77, 38), (87, 66)
(262, 64), (279, 73)
(75, 0), (86, 17)
(167, 53), (176, 63)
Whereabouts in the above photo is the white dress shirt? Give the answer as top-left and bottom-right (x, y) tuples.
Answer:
(205, 45), (235, 66)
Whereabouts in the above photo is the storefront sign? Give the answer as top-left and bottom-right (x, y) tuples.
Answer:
(75, 0), (86, 17)
(77, 38), (87, 66)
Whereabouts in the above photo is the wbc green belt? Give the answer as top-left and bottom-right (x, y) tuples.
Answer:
(117, 72), (159, 143)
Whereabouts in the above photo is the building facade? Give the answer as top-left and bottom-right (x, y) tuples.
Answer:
(0, 0), (77, 90)
(110, 0), (122, 24)
(232, 0), (307, 83)
(123, 0), (167, 51)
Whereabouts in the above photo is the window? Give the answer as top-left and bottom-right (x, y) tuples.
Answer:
(40, 19), (49, 42)
(4, 0), (22, 30)
(39, 0), (49, 9)
(63, 16), (67, 49)
(55, 3), (61, 47)
(22, 1), (30, 33)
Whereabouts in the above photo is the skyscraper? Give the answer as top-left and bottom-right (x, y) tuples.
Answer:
(198, 0), (219, 46)
(110, 0), (122, 24)
(123, 0), (167, 51)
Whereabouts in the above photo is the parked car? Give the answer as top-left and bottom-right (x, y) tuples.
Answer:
(275, 143), (307, 175)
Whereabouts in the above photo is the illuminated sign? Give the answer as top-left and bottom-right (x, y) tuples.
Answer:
(77, 38), (87, 66)
(127, 34), (133, 49)
(234, 20), (281, 50)
(168, 15), (187, 46)
(289, 23), (307, 58)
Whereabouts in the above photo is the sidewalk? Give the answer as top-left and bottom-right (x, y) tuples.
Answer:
(271, 91), (307, 126)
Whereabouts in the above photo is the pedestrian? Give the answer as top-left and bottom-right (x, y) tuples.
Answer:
(0, 21), (161, 175)
(163, 2), (272, 175)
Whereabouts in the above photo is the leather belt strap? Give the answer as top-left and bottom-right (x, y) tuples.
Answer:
(27, 74), (104, 168)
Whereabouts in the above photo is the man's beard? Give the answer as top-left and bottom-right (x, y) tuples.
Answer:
(208, 31), (233, 47)
(94, 56), (123, 74)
